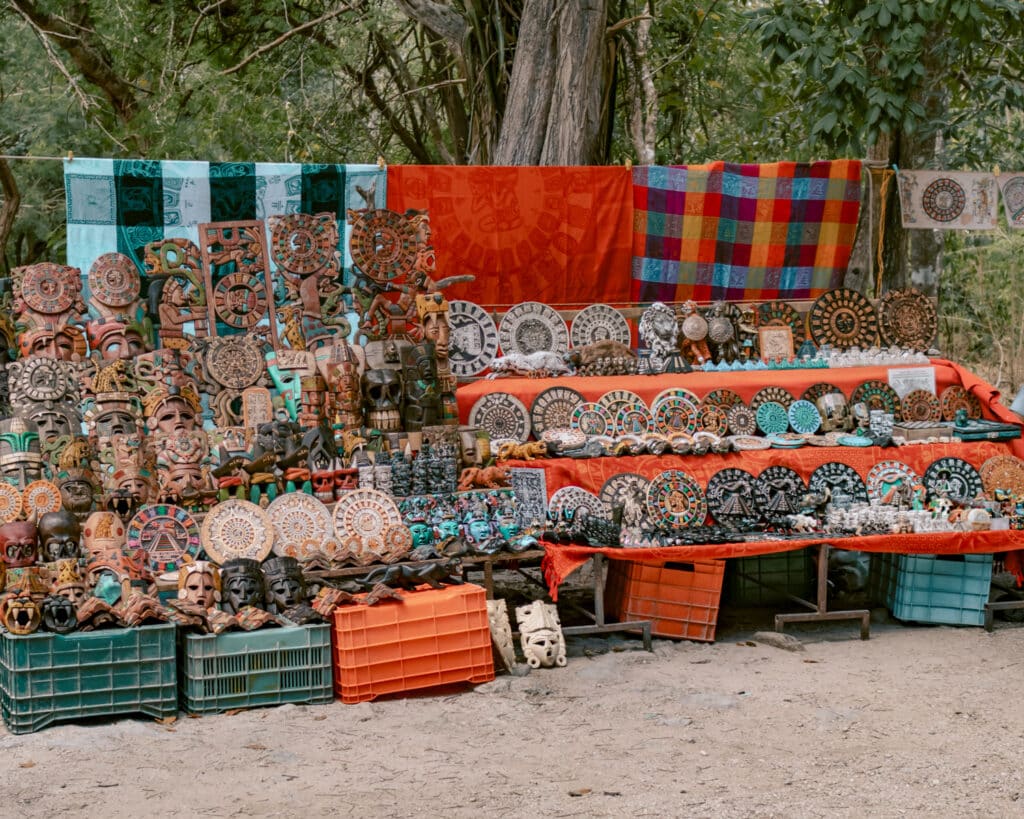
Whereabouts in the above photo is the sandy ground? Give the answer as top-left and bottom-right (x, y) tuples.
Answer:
(2, 595), (1023, 819)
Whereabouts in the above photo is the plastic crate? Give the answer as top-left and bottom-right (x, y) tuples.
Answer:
(180, 624), (332, 714)
(889, 553), (993, 626)
(0, 624), (177, 734)
(723, 549), (815, 606)
(868, 552), (898, 607)
(333, 583), (494, 704)
(605, 559), (726, 642)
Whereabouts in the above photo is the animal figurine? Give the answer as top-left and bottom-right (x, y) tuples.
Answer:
(457, 465), (512, 491)
(488, 351), (570, 378)
(496, 440), (548, 461)
(357, 557), (464, 591)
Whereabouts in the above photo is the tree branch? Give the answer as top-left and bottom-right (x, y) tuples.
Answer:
(392, 0), (468, 56)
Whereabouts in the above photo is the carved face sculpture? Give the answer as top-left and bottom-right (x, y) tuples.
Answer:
(177, 561), (221, 608)
(25, 402), (82, 444)
(816, 393), (851, 433)
(40, 593), (78, 634)
(148, 395), (198, 435)
(82, 511), (127, 556)
(18, 327), (83, 361)
(408, 521), (434, 547)
(87, 321), (149, 362)
(37, 510), (82, 562)
(52, 558), (87, 607)
(0, 521), (39, 568)
(417, 294), (450, 361)
(219, 558), (266, 614)
(262, 556), (306, 613)
(58, 472), (96, 517)
(467, 517), (492, 544)
(1, 592), (41, 635)
(362, 368), (403, 431)
(0, 417), (44, 489)
(311, 470), (335, 502)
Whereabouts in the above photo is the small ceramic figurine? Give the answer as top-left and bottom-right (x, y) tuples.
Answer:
(638, 302), (681, 374)
(0, 521), (39, 568)
(177, 560), (221, 609)
(219, 558), (267, 614)
(515, 600), (567, 668)
(37, 510), (82, 562)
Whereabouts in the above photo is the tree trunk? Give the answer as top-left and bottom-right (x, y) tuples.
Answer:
(495, 0), (611, 165)
(845, 135), (891, 297)
(0, 159), (21, 276)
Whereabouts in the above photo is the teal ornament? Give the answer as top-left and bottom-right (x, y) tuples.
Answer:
(93, 571), (123, 605)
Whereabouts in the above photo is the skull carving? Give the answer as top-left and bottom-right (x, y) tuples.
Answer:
(311, 470), (335, 503)
(362, 368), (403, 432)
(515, 600), (568, 668)
(816, 393), (852, 433)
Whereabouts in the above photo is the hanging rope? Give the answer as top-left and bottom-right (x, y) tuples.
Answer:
(875, 168), (894, 297)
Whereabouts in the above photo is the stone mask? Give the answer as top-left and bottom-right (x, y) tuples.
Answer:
(262, 556), (306, 613)
(0, 521), (39, 568)
(37, 510), (82, 562)
(220, 558), (266, 614)
(362, 368), (403, 432)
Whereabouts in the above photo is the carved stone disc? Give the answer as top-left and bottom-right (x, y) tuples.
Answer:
(20, 263), (80, 315)
(570, 304), (631, 347)
(900, 389), (941, 422)
(866, 461), (920, 505)
(88, 252), (141, 307)
(469, 392), (531, 443)
(128, 503), (201, 573)
(878, 288), (937, 350)
(599, 473), (650, 517)
(980, 455), (1024, 496)
(756, 300), (805, 344)
(923, 457), (983, 505)
(808, 288), (879, 349)
(706, 468), (761, 526)
(499, 302), (569, 356)
(204, 336), (266, 389)
(448, 300), (499, 377)
(531, 387), (585, 437)
(200, 499), (275, 564)
(646, 470), (707, 528)
(267, 492), (337, 561)
(213, 272), (269, 329)
(269, 213), (335, 276)
(22, 480), (62, 518)
(808, 462), (868, 505)
(11, 357), (77, 403)
(332, 488), (402, 549)
(939, 385), (982, 421)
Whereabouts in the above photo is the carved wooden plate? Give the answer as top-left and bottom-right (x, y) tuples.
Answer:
(750, 386), (795, 412)
(201, 499), (275, 564)
(128, 503), (202, 573)
(939, 385), (982, 421)
(646, 470), (707, 528)
(757, 300), (805, 344)
(267, 492), (337, 561)
(88, 252), (141, 308)
(878, 288), (937, 350)
(22, 480), (62, 518)
(808, 288), (879, 349)
(332, 489), (402, 558)
(0, 483), (22, 523)
(900, 389), (941, 422)
(980, 455), (1024, 496)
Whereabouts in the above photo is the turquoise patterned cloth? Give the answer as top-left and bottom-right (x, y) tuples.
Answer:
(63, 158), (386, 280)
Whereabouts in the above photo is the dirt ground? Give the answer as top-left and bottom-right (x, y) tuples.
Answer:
(2, 582), (1023, 818)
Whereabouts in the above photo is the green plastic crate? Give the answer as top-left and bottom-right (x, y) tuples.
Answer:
(868, 553), (899, 607)
(0, 624), (177, 734)
(180, 624), (333, 714)
(723, 549), (815, 606)
(889, 553), (993, 626)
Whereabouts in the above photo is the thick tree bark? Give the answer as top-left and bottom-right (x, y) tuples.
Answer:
(0, 159), (21, 276)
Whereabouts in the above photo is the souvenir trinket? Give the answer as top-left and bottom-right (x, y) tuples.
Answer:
(877, 288), (937, 350)
(756, 300), (805, 344)
(808, 462), (869, 505)
(850, 380), (902, 417)
(801, 382), (844, 406)
(0, 483), (22, 523)
(598, 473), (651, 518)
(570, 304), (631, 348)
(703, 389), (744, 413)
(547, 486), (605, 529)
(808, 288), (880, 349)
(516, 600), (567, 668)
(1, 590), (41, 635)
(0, 417), (44, 490)
(726, 404), (758, 437)
(570, 402), (613, 437)
(900, 389), (941, 422)
(144, 238), (210, 346)
(82, 510), (127, 556)
(127, 504), (201, 573)
(756, 401), (790, 436)
(362, 367), (403, 432)
(787, 400), (822, 435)
(705, 468), (761, 526)
(446, 300), (499, 377)
(980, 455), (1024, 496)
(261, 555), (307, 613)
(750, 386), (795, 412)
(37, 510), (81, 562)
(498, 302), (569, 356)
(614, 403), (653, 436)
(939, 385), (982, 421)
(816, 392), (852, 432)
(219, 558), (267, 614)
(866, 461), (921, 505)
(696, 403), (729, 437)
(401, 341), (442, 432)
(177, 560), (221, 608)
(923, 457), (983, 505)
(469, 392), (531, 444)
(267, 492), (336, 561)
(646, 470), (708, 528)
(87, 252), (142, 322)
(0, 521), (39, 568)
(754, 466), (806, 522)
(201, 499), (275, 564)
(638, 302), (681, 373)
(51, 559), (87, 607)
(22, 480), (62, 518)
(653, 395), (699, 436)
(39, 593), (78, 634)
(530, 387), (585, 438)
(677, 301), (712, 365)
(332, 488), (402, 560)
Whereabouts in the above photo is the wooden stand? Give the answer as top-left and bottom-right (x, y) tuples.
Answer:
(560, 554), (653, 651)
(774, 543), (871, 640)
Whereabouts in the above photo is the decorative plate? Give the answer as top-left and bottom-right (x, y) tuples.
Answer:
(9, 357), (77, 403)
(703, 388), (744, 413)
(653, 395), (699, 436)
(531, 386), (585, 437)
(540, 428), (588, 449)
(448, 300), (499, 377)
(696, 402), (729, 437)
(900, 389), (941, 422)
(599, 473), (651, 517)
(939, 385), (983, 421)
(866, 461), (921, 505)
(878, 288), (937, 350)
(204, 335), (266, 390)
(756, 401), (790, 435)
(836, 435), (874, 447)
(808, 462), (869, 505)
(768, 434), (806, 449)
(728, 435), (772, 451)
(333, 489), (403, 550)
(646, 470), (708, 528)
(348, 208), (417, 283)
(850, 380), (902, 417)
(88, 252), (141, 308)
(212, 271), (270, 330)
(787, 400), (822, 435)
(22, 480), (62, 517)
(750, 386), (795, 412)
(498, 302), (569, 356)
(652, 387), (701, 408)
(754, 466), (806, 519)
(597, 389), (646, 420)
(267, 492), (337, 561)
(980, 455), (1024, 496)
(469, 392), (531, 443)
(127, 504), (202, 573)
(201, 499), (275, 564)
(614, 404), (654, 436)
(570, 304), (631, 347)
(19, 263), (80, 315)
(268, 212), (336, 275)
(570, 402), (613, 437)
(705, 468), (761, 526)
(726, 404), (758, 437)
(547, 486), (605, 525)
(923, 457), (984, 505)
(0, 483), (22, 523)
(808, 288), (880, 350)
(756, 300), (805, 344)
(801, 382), (844, 405)
(805, 431), (845, 447)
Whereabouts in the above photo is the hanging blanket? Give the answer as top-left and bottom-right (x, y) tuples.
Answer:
(896, 169), (998, 230)
(63, 158), (386, 277)
(386, 165), (633, 308)
(631, 160), (862, 303)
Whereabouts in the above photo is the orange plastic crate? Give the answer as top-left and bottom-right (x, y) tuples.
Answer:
(332, 583), (494, 703)
(605, 559), (726, 642)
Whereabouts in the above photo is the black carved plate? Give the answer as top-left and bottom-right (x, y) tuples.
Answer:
(530, 386), (585, 437)
(599, 473), (651, 517)
(923, 457), (983, 505)
(808, 462), (869, 505)
(808, 288), (880, 350)
(706, 468), (761, 526)
(754, 466), (807, 521)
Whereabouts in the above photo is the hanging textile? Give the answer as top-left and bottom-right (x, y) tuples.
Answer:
(896, 169), (998, 230)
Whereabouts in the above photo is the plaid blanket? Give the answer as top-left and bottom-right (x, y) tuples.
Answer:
(631, 160), (862, 303)
(63, 158), (386, 279)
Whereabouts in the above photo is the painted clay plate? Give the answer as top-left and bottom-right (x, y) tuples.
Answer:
(652, 387), (701, 408)
(787, 400), (822, 435)
(531, 386), (585, 437)
(767, 434), (806, 449)
(653, 395), (699, 436)
(332, 489), (402, 556)
(499, 301), (569, 356)
(923, 457), (983, 505)
(808, 462), (868, 505)
(801, 382), (844, 405)
(448, 300), (500, 377)
(980, 455), (1024, 496)
(128, 503), (202, 573)
(570, 401), (613, 437)
(547, 485), (605, 524)
(201, 499), (275, 564)
(705, 468), (761, 526)
(727, 435), (771, 451)
(726, 404), (758, 436)
(570, 304), (631, 347)
(646, 470), (708, 528)
(850, 380), (902, 416)
(598, 389), (646, 420)
(756, 401), (790, 436)
(757, 300), (805, 344)
(878, 288), (937, 350)
(939, 385), (982, 421)
(754, 466), (806, 519)
(21, 480), (62, 517)
(0, 483), (22, 523)
(696, 402), (730, 437)
(599, 473), (651, 517)
(469, 392), (531, 443)
(87, 252), (141, 308)
(750, 386), (795, 411)
(614, 404), (654, 436)
(836, 435), (874, 447)
(805, 431), (845, 447)
(808, 288), (880, 350)
(19, 263), (79, 315)
(703, 388), (744, 412)
(900, 389), (941, 422)
(267, 492), (337, 561)
(866, 461), (920, 505)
